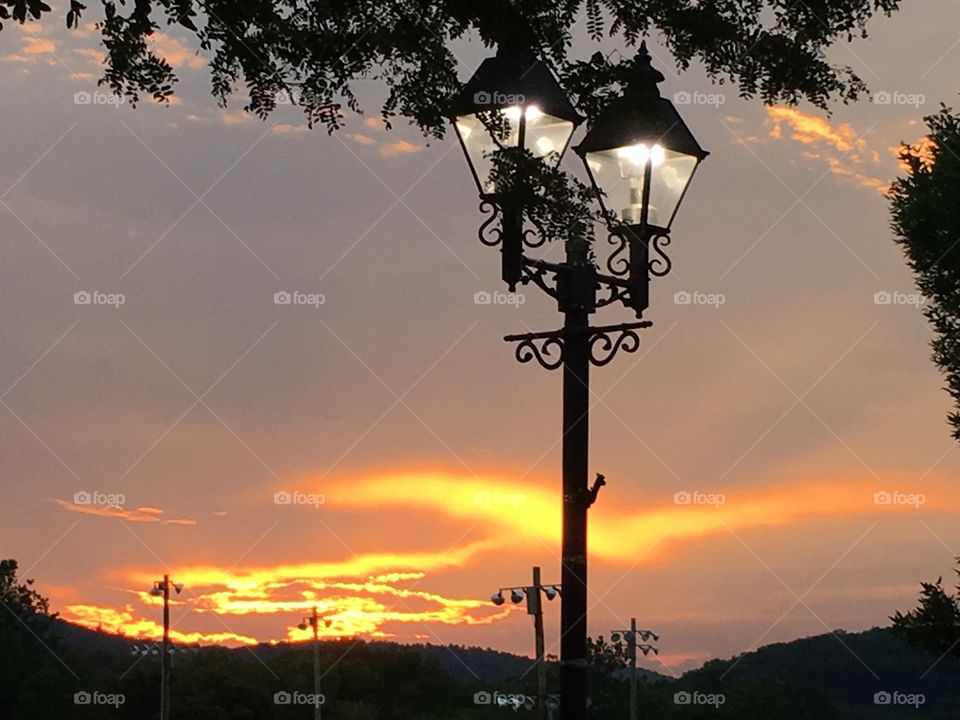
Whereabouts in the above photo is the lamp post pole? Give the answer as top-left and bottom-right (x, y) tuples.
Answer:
(559, 258), (592, 720)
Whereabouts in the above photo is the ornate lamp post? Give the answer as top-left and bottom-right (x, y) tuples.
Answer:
(450, 42), (706, 720)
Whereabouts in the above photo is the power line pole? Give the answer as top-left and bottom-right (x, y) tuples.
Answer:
(150, 575), (183, 720)
(532, 567), (547, 720)
(491, 567), (561, 718)
(298, 606), (331, 720)
(611, 620), (660, 720)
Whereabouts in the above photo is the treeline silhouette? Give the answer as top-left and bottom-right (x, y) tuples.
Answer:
(3, 559), (960, 719)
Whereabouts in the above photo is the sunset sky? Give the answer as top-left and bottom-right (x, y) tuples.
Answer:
(1, 1), (959, 677)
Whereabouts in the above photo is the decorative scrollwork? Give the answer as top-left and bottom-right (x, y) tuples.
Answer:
(521, 262), (559, 300)
(589, 328), (641, 367)
(606, 232), (629, 277)
(595, 280), (628, 309)
(522, 226), (547, 249)
(649, 231), (672, 277)
(478, 200), (502, 247)
(514, 335), (564, 371)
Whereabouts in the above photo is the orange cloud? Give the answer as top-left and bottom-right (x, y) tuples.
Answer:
(54, 499), (196, 525)
(346, 133), (377, 147)
(379, 140), (421, 157)
(149, 33), (204, 70)
(220, 110), (253, 126)
(65, 604), (257, 645)
(23, 37), (55, 55)
(763, 106), (889, 192)
(316, 470), (959, 565)
(272, 123), (309, 135)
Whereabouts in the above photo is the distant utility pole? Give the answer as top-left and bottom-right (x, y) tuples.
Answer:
(298, 607), (332, 720)
(491, 566), (561, 720)
(150, 575), (184, 720)
(611, 619), (659, 720)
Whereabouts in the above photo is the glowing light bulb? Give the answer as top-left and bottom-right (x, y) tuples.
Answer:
(650, 143), (666, 166)
(525, 105), (543, 121)
(535, 136), (554, 154)
(617, 144), (649, 166)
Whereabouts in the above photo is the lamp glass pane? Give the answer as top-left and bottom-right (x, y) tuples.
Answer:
(456, 106), (574, 193)
(586, 144), (697, 228)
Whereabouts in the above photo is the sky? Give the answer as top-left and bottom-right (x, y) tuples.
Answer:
(1, 1), (959, 679)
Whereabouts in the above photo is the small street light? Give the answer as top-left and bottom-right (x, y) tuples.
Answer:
(610, 618), (660, 720)
(296, 606), (333, 720)
(150, 575), (183, 720)
(491, 567), (561, 720)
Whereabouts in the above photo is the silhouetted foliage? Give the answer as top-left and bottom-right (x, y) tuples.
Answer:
(890, 107), (960, 441)
(892, 560), (960, 658)
(0, 1), (901, 131)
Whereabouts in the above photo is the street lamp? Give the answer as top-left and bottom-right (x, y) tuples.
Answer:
(449, 45), (583, 290)
(450, 40), (706, 720)
(610, 619), (660, 720)
(297, 606), (333, 720)
(575, 42), (708, 317)
(150, 575), (183, 720)
(491, 567), (561, 720)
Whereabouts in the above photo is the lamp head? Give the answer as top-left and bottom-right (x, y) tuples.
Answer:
(491, 592), (506, 606)
(449, 45), (584, 196)
(510, 588), (526, 604)
(574, 42), (707, 234)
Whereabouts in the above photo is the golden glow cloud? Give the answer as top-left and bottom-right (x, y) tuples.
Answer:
(764, 106), (888, 192)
